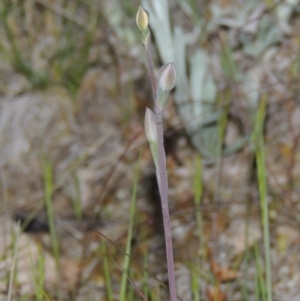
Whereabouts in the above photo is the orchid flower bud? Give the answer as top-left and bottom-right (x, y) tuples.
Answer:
(157, 63), (176, 92)
(144, 108), (157, 143)
(155, 63), (176, 109)
(136, 6), (150, 49)
(136, 6), (149, 32)
(145, 108), (159, 172)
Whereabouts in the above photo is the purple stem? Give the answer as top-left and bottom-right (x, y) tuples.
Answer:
(144, 41), (177, 301)
(156, 118), (177, 301)
(145, 48), (157, 100)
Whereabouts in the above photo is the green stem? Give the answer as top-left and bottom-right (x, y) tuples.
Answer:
(254, 97), (272, 301)
(120, 156), (140, 301)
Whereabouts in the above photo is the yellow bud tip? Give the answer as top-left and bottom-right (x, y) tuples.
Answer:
(157, 63), (176, 92)
(136, 6), (149, 31)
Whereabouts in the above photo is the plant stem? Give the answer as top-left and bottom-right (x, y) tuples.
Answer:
(156, 119), (177, 301)
(144, 41), (177, 301)
(145, 48), (157, 100)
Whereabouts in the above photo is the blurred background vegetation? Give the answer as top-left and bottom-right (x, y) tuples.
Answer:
(0, 0), (300, 300)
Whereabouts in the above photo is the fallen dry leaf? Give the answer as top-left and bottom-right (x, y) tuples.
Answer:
(210, 259), (238, 282)
(206, 284), (227, 301)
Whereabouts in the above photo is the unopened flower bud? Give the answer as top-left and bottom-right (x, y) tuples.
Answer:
(136, 6), (149, 32)
(144, 108), (157, 143)
(157, 62), (176, 92)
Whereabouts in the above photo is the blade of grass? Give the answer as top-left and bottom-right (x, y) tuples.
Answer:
(101, 241), (113, 301)
(119, 155), (141, 301)
(254, 243), (267, 301)
(43, 157), (64, 300)
(192, 155), (203, 301)
(33, 252), (45, 301)
(241, 219), (251, 301)
(129, 269), (136, 301)
(31, 250), (51, 301)
(252, 95), (272, 301)
(220, 39), (240, 82)
(194, 155), (203, 207)
(7, 221), (20, 301)
(1, 5), (48, 88)
(191, 264), (200, 301)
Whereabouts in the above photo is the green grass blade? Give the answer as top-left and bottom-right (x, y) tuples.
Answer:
(33, 253), (45, 301)
(253, 96), (273, 301)
(192, 155), (203, 301)
(191, 264), (200, 301)
(119, 155), (141, 301)
(193, 155), (203, 206)
(194, 155), (204, 245)
(254, 243), (267, 301)
(101, 241), (113, 301)
(7, 222), (20, 301)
